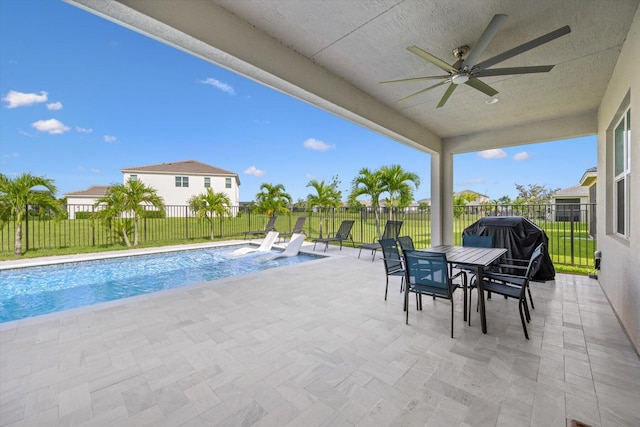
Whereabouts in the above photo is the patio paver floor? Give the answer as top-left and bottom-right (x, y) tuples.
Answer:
(1, 242), (639, 426)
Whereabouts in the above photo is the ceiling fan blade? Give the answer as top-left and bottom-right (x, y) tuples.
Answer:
(380, 75), (450, 84)
(464, 78), (498, 97)
(461, 14), (508, 69)
(407, 46), (456, 73)
(397, 80), (449, 103)
(437, 84), (458, 108)
(474, 65), (554, 77)
(473, 25), (571, 72)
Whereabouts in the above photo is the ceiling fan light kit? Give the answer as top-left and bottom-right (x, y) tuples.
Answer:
(381, 14), (571, 108)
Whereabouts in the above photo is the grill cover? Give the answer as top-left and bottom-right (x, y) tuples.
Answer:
(462, 216), (555, 281)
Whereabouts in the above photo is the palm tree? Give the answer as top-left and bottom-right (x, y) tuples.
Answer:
(0, 173), (64, 256)
(379, 164), (420, 220)
(307, 177), (342, 238)
(254, 183), (292, 217)
(349, 167), (384, 237)
(188, 188), (231, 239)
(94, 179), (164, 247)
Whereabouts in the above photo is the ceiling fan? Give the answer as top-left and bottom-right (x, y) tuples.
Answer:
(381, 14), (571, 108)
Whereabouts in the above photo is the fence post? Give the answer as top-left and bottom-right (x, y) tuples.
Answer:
(185, 205), (189, 239)
(24, 204), (29, 252)
(570, 205), (575, 265)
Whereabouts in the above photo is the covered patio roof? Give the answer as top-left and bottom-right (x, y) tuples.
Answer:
(65, 0), (639, 245)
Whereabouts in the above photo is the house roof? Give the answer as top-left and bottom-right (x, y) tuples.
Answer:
(552, 185), (589, 198)
(121, 160), (240, 183)
(64, 185), (110, 197)
(580, 166), (597, 187)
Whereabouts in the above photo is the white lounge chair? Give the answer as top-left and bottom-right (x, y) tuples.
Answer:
(230, 231), (279, 257)
(259, 233), (305, 261)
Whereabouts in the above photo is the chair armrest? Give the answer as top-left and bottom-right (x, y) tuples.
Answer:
(483, 271), (526, 286)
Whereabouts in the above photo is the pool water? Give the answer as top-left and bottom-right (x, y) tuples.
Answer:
(0, 246), (318, 323)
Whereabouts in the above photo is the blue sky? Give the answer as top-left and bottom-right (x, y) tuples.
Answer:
(0, 0), (596, 203)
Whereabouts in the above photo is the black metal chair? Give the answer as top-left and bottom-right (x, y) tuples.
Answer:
(358, 220), (403, 261)
(396, 235), (415, 251)
(402, 249), (467, 338)
(279, 216), (306, 243)
(458, 235), (493, 324)
(245, 216), (278, 239)
(472, 243), (544, 339)
(312, 220), (355, 252)
(379, 238), (405, 300)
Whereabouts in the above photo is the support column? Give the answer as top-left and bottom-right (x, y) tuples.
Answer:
(430, 150), (454, 246)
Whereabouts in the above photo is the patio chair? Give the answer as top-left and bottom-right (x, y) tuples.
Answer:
(230, 231), (279, 257)
(471, 243), (544, 339)
(456, 235), (493, 324)
(358, 220), (403, 261)
(259, 233), (305, 261)
(245, 216), (277, 239)
(312, 220), (355, 252)
(396, 235), (415, 251)
(403, 249), (467, 338)
(278, 217), (306, 243)
(379, 238), (405, 300)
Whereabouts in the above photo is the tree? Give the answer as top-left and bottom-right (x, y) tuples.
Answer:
(349, 167), (385, 237)
(254, 183), (292, 217)
(379, 164), (420, 220)
(188, 188), (231, 239)
(453, 192), (477, 218)
(94, 179), (165, 247)
(514, 183), (558, 204)
(306, 176), (342, 238)
(0, 173), (64, 256)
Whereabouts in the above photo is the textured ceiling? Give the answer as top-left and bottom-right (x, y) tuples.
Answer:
(69, 0), (639, 151)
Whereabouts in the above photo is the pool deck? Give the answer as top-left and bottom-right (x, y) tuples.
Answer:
(1, 241), (639, 426)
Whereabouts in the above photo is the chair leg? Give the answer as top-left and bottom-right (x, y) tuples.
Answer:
(384, 276), (389, 301)
(358, 248), (362, 258)
(523, 299), (531, 322)
(405, 289), (410, 324)
(468, 287), (473, 326)
(519, 301), (529, 339)
(527, 286), (535, 310)
(451, 299), (454, 338)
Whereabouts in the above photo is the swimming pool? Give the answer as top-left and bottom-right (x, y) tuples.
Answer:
(0, 246), (319, 323)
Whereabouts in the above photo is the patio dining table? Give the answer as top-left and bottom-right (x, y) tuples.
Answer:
(422, 245), (507, 334)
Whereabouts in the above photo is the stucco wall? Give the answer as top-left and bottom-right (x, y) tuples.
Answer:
(123, 172), (239, 207)
(596, 5), (640, 352)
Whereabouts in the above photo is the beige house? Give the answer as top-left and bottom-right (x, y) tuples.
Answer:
(64, 185), (110, 219)
(69, 1), (640, 351)
(121, 160), (240, 208)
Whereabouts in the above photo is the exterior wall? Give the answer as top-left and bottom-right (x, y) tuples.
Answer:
(596, 6), (640, 351)
(65, 196), (99, 219)
(123, 172), (240, 210)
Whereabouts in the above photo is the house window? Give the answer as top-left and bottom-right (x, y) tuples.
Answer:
(225, 177), (231, 189)
(129, 175), (137, 182)
(614, 107), (630, 237)
(204, 177), (211, 188)
(175, 176), (189, 188)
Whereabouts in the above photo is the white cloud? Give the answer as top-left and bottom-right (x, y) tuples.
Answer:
(305, 173), (316, 180)
(31, 119), (70, 134)
(18, 129), (33, 137)
(2, 90), (48, 108)
(244, 166), (266, 177)
(200, 77), (236, 95)
(91, 168), (101, 174)
(478, 149), (507, 159)
(46, 101), (62, 111)
(103, 135), (117, 143)
(303, 138), (335, 151)
(513, 151), (530, 161)
(76, 126), (93, 133)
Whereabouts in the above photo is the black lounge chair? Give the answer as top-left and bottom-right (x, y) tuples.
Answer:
(245, 216), (277, 239)
(279, 217), (306, 243)
(396, 235), (415, 251)
(312, 220), (355, 252)
(358, 220), (403, 261)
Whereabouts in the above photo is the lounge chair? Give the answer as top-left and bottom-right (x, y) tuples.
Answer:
(259, 233), (305, 261)
(312, 220), (355, 252)
(244, 216), (277, 239)
(278, 217), (306, 243)
(230, 231), (279, 257)
(358, 220), (403, 261)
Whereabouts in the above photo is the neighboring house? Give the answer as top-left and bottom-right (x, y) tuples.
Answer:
(580, 166), (597, 237)
(120, 160), (240, 212)
(411, 190), (490, 213)
(64, 185), (110, 219)
(550, 185), (590, 222)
